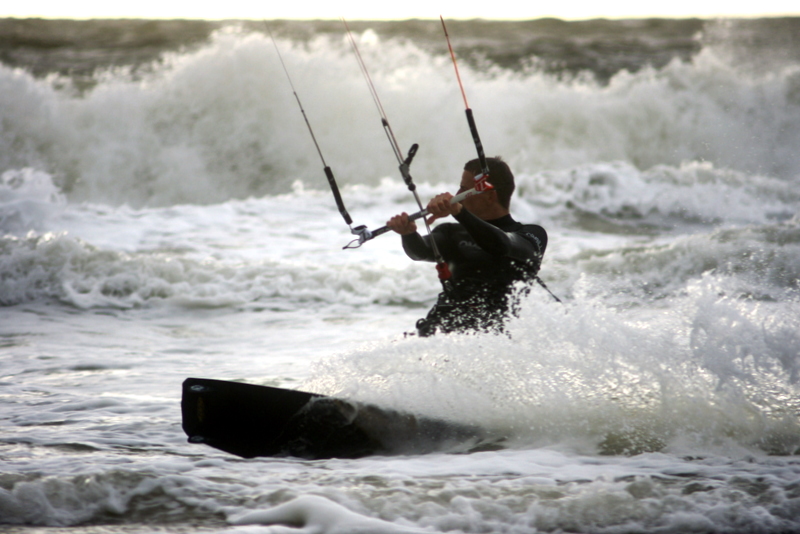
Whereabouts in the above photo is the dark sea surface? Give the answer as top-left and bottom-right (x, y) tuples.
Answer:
(2, 17), (799, 85)
(0, 18), (711, 83)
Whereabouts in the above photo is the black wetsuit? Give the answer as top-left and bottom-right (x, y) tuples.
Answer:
(402, 209), (547, 336)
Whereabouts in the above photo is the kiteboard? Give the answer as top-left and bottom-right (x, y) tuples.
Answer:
(182, 377), (502, 459)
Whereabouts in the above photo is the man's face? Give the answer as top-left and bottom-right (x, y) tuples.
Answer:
(457, 170), (474, 195)
(458, 170), (496, 213)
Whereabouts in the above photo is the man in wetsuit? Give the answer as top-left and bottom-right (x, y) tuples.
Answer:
(387, 157), (547, 336)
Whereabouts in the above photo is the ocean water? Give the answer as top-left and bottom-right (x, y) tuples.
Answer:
(2, 17), (800, 533)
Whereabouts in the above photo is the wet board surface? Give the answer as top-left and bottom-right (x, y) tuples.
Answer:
(182, 377), (502, 459)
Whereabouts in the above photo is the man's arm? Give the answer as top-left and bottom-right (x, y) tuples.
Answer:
(402, 224), (460, 262)
(453, 209), (542, 261)
(401, 232), (435, 262)
(387, 209), (454, 263)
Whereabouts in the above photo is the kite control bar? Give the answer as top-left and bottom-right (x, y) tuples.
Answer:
(343, 186), (487, 249)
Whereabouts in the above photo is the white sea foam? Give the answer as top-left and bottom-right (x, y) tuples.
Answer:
(0, 168), (65, 233)
(2, 28), (800, 208)
(304, 277), (800, 456)
(231, 495), (430, 533)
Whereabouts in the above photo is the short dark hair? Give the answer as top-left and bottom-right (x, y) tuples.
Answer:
(464, 157), (515, 210)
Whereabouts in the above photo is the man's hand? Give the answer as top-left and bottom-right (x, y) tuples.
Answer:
(425, 193), (462, 224)
(386, 212), (417, 235)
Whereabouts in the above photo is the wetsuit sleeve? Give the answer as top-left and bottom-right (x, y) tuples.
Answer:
(401, 232), (435, 262)
(401, 221), (464, 262)
(453, 209), (542, 261)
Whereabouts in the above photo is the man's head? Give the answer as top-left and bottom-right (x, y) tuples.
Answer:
(463, 157), (515, 210)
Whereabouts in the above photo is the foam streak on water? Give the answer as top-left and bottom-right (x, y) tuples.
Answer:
(1, 17), (800, 534)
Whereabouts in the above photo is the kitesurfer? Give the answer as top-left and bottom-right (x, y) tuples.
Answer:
(387, 157), (547, 336)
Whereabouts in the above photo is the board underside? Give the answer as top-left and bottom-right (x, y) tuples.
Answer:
(182, 378), (502, 459)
